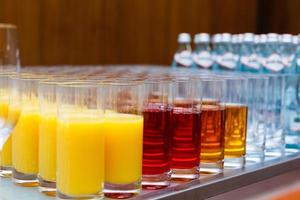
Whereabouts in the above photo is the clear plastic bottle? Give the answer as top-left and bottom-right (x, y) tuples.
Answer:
(212, 34), (222, 71)
(192, 33), (213, 70)
(214, 33), (238, 71)
(240, 33), (260, 72)
(262, 33), (284, 73)
(279, 34), (297, 73)
(172, 33), (193, 68)
(294, 34), (300, 73)
(256, 34), (267, 73)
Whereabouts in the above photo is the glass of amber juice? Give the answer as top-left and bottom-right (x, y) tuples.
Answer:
(223, 76), (248, 169)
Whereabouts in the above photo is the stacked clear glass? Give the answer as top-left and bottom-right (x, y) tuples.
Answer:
(265, 75), (285, 158)
(245, 74), (268, 164)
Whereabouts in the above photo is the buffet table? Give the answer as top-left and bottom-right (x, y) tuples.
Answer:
(1, 151), (299, 200)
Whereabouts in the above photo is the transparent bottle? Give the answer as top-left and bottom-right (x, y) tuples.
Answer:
(295, 34), (300, 74)
(232, 34), (242, 69)
(262, 33), (284, 73)
(240, 33), (260, 72)
(172, 33), (193, 68)
(214, 33), (238, 71)
(212, 34), (222, 71)
(280, 34), (297, 73)
(284, 74), (300, 151)
(192, 33), (214, 70)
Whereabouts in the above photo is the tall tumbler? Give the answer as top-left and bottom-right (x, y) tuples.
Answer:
(245, 75), (268, 163)
(56, 82), (105, 199)
(38, 80), (57, 196)
(0, 73), (15, 177)
(142, 78), (172, 189)
(283, 74), (300, 151)
(0, 23), (20, 73)
(170, 77), (201, 180)
(199, 77), (225, 174)
(265, 75), (285, 157)
(12, 76), (47, 186)
(102, 81), (144, 199)
(223, 76), (248, 169)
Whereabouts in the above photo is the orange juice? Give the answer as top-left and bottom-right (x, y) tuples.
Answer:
(38, 115), (57, 182)
(6, 106), (21, 127)
(0, 102), (10, 167)
(103, 113), (143, 184)
(57, 116), (105, 195)
(0, 102), (8, 127)
(12, 112), (40, 174)
(0, 134), (12, 167)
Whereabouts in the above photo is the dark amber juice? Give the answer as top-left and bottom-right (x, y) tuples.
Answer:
(200, 104), (225, 162)
(224, 104), (248, 157)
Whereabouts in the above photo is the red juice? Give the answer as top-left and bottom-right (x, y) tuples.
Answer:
(143, 105), (171, 175)
(170, 107), (200, 169)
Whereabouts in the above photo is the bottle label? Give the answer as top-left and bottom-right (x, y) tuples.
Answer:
(174, 51), (193, 67)
(296, 58), (300, 67)
(216, 52), (237, 69)
(192, 51), (213, 68)
(282, 55), (294, 68)
(240, 54), (260, 70)
(262, 53), (284, 72)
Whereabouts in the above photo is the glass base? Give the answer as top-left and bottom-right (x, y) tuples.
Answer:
(142, 171), (171, 190)
(199, 160), (223, 174)
(0, 166), (12, 178)
(171, 167), (199, 181)
(246, 152), (265, 164)
(224, 156), (245, 169)
(265, 149), (285, 158)
(12, 168), (38, 187)
(57, 190), (104, 200)
(38, 176), (56, 196)
(104, 180), (141, 199)
(285, 148), (300, 155)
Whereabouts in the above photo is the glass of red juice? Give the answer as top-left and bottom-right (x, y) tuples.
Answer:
(170, 77), (201, 180)
(142, 77), (173, 189)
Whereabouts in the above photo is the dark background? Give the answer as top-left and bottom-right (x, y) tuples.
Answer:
(0, 0), (299, 66)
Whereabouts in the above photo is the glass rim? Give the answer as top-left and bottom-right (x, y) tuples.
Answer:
(99, 79), (143, 86)
(56, 81), (99, 88)
(0, 23), (17, 29)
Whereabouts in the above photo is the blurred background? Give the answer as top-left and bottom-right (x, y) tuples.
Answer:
(0, 0), (300, 66)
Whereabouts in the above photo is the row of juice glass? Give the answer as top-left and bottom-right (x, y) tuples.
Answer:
(172, 32), (300, 73)
(0, 66), (290, 200)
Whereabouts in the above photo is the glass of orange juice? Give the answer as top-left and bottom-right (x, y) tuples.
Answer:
(0, 73), (13, 177)
(56, 82), (105, 199)
(0, 74), (21, 178)
(38, 80), (57, 196)
(12, 75), (47, 186)
(102, 80), (144, 199)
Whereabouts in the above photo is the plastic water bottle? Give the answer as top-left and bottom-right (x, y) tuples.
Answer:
(294, 34), (300, 73)
(172, 33), (193, 68)
(232, 34), (242, 70)
(214, 33), (238, 71)
(240, 33), (260, 72)
(212, 34), (222, 71)
(192, 33), (213, 70)
(279, 34), (297, 73)
(284, 74), (300, 150)
(262, 33), (284, 73)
